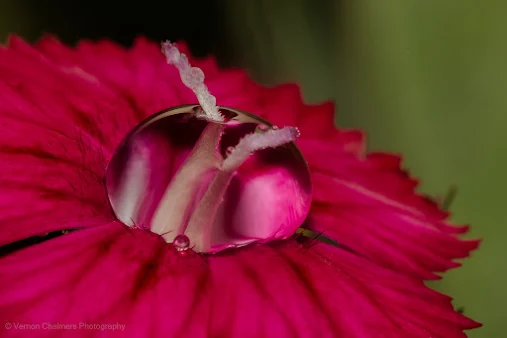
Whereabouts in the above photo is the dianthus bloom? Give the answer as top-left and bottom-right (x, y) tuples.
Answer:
(0, 36), (480, 337)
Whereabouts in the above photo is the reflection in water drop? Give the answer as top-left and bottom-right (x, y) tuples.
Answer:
(173, 235), (190, 252)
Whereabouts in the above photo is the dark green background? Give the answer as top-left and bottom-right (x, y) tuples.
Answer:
(1, 1), (503, 336)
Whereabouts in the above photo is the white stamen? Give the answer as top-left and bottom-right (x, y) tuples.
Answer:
(162, 41), (224, 122)
(223, 127), (300, 172)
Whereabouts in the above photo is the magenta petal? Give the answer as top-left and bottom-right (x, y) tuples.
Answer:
(0, 41), (143, 244)
(0, 225), (479, 337)
(299, 137), (480, 279)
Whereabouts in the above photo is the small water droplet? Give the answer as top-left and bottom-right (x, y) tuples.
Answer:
(173, 235), (190, 252)
(272, 125), (279, 130)
(256, 124), (269, 132)
(226, 146), (234, 156)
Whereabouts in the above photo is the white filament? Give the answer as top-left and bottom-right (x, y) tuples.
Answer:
(162, 41), (224, 122)
(222, 127), (300, 172)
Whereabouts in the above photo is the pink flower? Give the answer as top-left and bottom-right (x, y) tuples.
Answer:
(0, 36), (480, 337)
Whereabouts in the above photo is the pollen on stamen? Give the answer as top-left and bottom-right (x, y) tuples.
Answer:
(162, 41), (224, 122)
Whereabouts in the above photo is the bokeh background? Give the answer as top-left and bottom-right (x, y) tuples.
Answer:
(1, 1), (504, 336)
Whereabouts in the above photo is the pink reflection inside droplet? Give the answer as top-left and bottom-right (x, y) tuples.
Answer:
(105, 105), (312, 253)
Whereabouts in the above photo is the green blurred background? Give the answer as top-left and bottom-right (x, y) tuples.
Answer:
(1, 1), (504, 336)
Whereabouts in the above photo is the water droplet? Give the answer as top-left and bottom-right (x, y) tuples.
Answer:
(106, 105), (312, 254)
(256, 124), (269, 132)
(173, 235), (190, 252)
(272, 125), (279, 130)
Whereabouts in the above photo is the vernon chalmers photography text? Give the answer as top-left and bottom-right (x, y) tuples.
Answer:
(4, 322), (126, 332)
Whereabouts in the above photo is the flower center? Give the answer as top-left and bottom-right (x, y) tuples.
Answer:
(105, 105), (312, 253)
